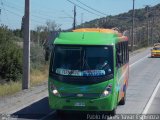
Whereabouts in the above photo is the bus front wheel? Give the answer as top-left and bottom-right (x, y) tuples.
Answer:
(108, 108), (116, 116)
(56, 110), (65, 116)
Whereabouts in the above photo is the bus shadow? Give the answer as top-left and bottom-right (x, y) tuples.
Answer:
(11, 97), (117, 120)
(12, 97), (52, 120)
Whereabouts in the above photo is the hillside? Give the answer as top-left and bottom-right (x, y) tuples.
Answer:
(78, 4), (160, 49)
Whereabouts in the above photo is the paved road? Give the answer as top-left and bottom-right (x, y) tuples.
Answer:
(9, 48), (160, 120)
(147, 81), (160, 114)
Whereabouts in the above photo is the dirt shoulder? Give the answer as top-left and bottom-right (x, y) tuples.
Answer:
(0, 82), (47, 114)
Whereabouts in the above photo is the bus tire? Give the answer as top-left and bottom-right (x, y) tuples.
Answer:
(108, 108), (116, 116)
(119, 89), (126, 105)
(56, 110), (65, 116)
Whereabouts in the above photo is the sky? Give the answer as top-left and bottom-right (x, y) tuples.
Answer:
(0, 0), (160, 30)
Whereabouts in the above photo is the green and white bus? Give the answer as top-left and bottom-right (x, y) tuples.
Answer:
(48, 28), (129, 115)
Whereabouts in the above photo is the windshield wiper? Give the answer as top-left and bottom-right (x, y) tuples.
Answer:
(67, 59), (81, 76)
(82, 49), (91, 71)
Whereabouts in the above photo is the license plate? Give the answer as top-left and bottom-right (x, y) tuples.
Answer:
(74, 102), (85, 107)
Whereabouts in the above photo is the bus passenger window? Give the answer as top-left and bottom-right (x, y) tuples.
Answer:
(116, 44), (122, 67)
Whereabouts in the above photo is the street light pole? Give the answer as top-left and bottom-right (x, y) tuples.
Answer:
(22, 0), (30, 89)
(81, 13), (84, 27)
(131, 0), (135, 52)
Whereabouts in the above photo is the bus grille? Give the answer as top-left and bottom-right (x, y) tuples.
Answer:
(63, 106), (98, 110)
(60, 93), (100, 98)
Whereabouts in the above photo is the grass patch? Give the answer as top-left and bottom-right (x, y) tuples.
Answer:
(0, 82), (21, 96)
(0, 65), (49, 97)
(30, 65), (49, 86)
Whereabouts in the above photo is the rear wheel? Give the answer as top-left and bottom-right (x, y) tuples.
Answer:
(56, 110), (65, 116)
(119, 89), (126, 105)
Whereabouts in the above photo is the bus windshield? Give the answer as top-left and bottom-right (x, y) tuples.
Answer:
(51, 45), (113, 77)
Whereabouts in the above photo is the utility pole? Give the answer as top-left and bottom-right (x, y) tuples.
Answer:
(131, 0), (135, 52)
(73, 5), (76, 30)
(0, 9), (1, 23)
(22, 0), (30, 89)
(151, 8), (155, 45)
(151, 16), (154, 45)
(146, 5), (150, 46)
(0, 0), (2, 23)
(81, 13), (83, 27)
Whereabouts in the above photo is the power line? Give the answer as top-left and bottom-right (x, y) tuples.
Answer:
(61, 10), (73, 19)
(3, 0), (68, 20)
(1, 7), (45, 24)
(1, 5), (71, 28)
(1, 0), (12, 28)
(3, 2), (23, 11)
(3, 2), (46, 20)
(76, 0), (107, 16)
(3, 8), (22, 17)
(1, 1), (49, 25)
(3, 0), (23, 9)
(3, 0), (58, 14)
(3, 0), (77, 27)
(66, 0), (102, 17)
(3, 2), (61, 23)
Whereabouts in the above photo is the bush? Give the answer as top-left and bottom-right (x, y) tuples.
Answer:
(0, 26), (22, 82)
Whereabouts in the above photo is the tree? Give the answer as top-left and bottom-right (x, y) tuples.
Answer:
(31, 20), (60, 62)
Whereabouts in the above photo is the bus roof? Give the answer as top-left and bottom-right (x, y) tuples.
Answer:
(74, 28), (119, 33)
(54, 28), (128, 45)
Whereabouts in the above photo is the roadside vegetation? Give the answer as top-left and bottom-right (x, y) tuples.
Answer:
(0, 20), (59, 96)
(0, 26), (23, 82)
(0, 82), (21, 96)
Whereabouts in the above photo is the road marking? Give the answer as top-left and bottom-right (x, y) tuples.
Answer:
(129, 54), (150, 67)
(41, 111), (56, 120)
(129, 53), (160, 117)
(142, 80), (160, 116)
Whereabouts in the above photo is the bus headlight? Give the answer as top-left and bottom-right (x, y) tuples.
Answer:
(50, 84), (61, 97)
(101, 84), (112, 97)
(53, 89), (58, 95)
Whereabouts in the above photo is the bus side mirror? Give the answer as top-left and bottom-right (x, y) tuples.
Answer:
(45, 51), (49, 61)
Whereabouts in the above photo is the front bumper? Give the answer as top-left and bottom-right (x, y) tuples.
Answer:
(151, 53), (160, 57)
(48, 93), (114, 111)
